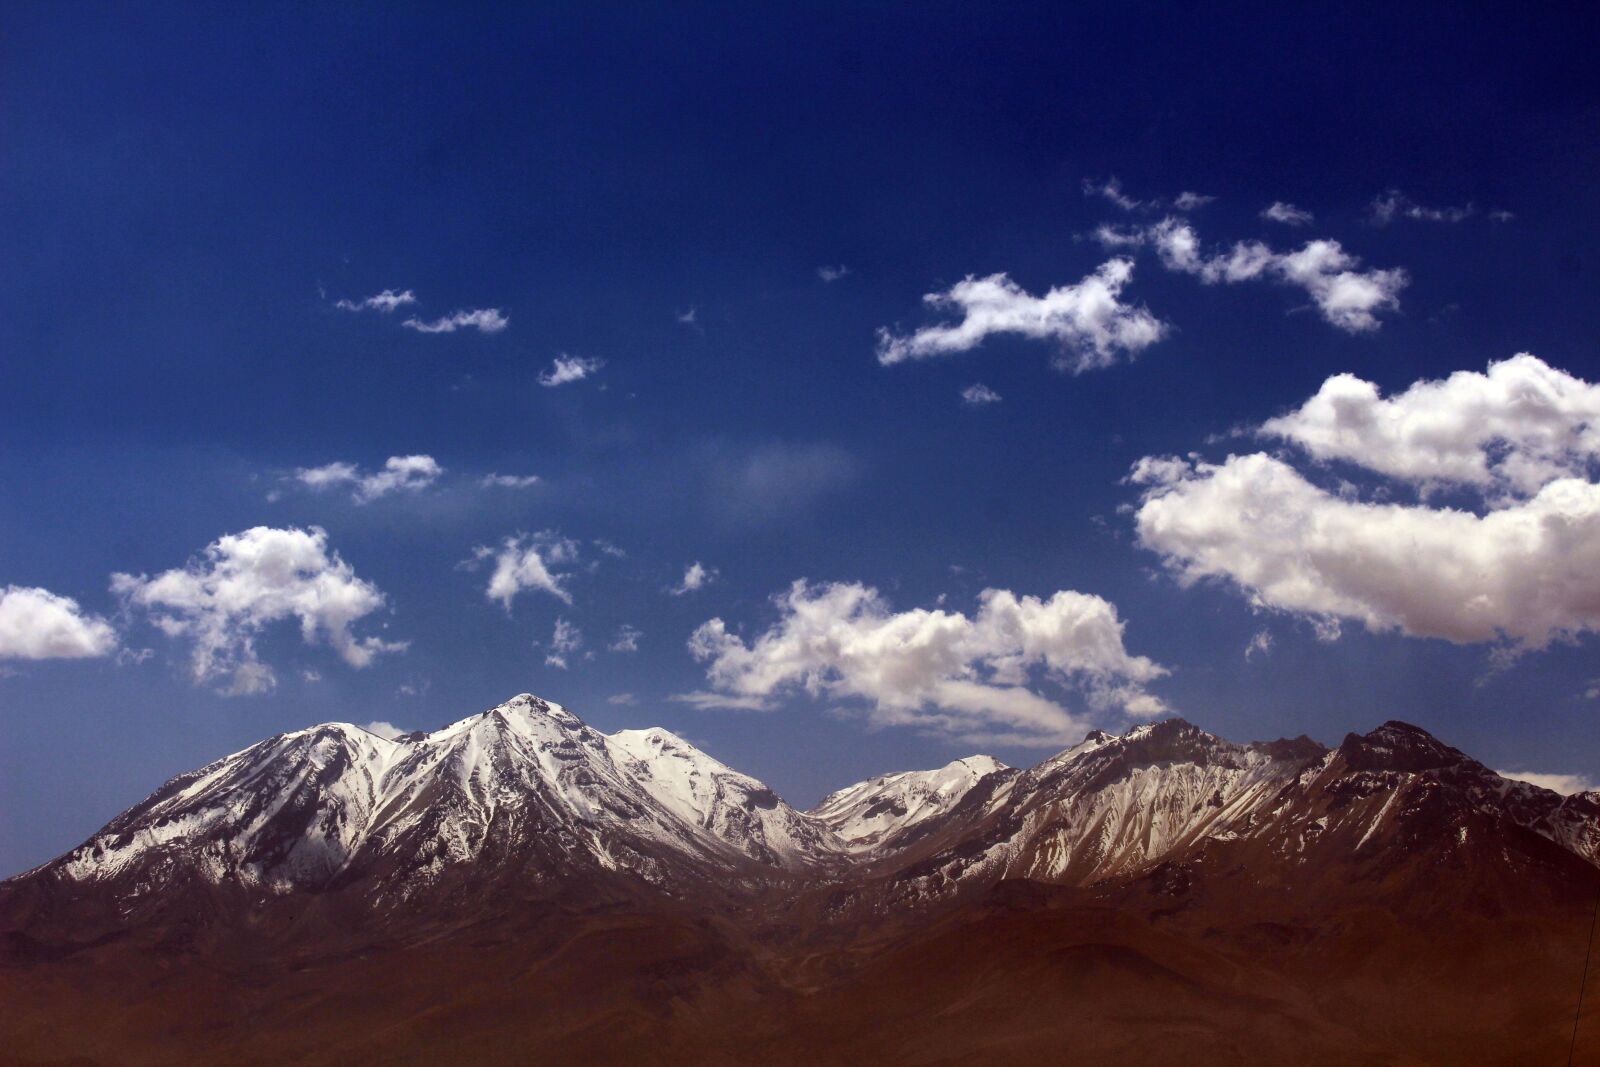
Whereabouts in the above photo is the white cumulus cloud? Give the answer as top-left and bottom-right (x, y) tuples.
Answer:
(1131, 355), (1600, 657)
(537, 354), (604, 387)
(1259, 354), (1600, 499)
(294, 454), (443, 503)
(402, 308), (509, 334)
(961, 383), (1002, 406)
(0, 586), (118, 660)
(111, 526), (404, 696)
(476, 532), (579, 610)
(364, 720), (405, 740)
(680, 580), (1167, 746)
(876, 260), (1169, 374)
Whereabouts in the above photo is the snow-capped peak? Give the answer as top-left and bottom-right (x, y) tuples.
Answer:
(607, 727), (835, 865)
(47, 693), (845, 906)
(811, 754), (1013, 855)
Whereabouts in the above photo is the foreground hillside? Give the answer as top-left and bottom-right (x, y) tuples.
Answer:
(2, 694), (1597, 1065)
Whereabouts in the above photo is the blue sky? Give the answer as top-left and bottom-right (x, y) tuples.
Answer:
(3, 4), (1598, 875)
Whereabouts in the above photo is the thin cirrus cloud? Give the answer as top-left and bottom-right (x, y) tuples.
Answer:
(875, 259), (1170, 374)
(294, 454), (443, 503)
(0, 585), (118, 660)
(1260, 201), (1314, 226)
(818, 264), (851, 282)
(675, 580), (1168, 746)
(111, 526), (404, 696)
(1129, 354), (1600, 658)
(475, 532), (579, 610)
(1096, 217), (1407, 332)
(334, 289), (417, 313)
(537, 354), (605, 387)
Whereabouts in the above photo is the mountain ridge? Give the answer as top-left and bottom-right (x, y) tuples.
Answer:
(3, 692), (1599, 1066)
(7, 693), (1597, 919)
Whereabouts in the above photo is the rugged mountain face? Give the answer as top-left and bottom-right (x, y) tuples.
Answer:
(2, 694), (1598, 1066)
(798, 716), (1599, 923)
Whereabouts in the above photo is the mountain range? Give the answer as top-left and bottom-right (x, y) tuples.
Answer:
(2, 693), (1597, 1065)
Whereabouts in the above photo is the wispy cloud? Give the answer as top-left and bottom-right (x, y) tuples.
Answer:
(961, 383), (1002, 406)
(543, 618), (582, 669)
(818, 264), (851, 282)
(703, 441), (859, 524)
(670, 562), (717, 596)
(293, 455), (443, 503)
(402, 308), (509, 334)
(1260, 201), (1313, 226)
(1497, 770), (1597, 795)
(1097, 218), (1407, 332)
(609, 624), (642, 653)
(480, 473), (541, 489)
(335, 289), (417, 313)
(1368, 189), (1474, 225)
(474, 532), (579, 610)
(537, 354), (604, 387)
(1083, 178), (1213, 213)
(1083, 176), (1143, 211)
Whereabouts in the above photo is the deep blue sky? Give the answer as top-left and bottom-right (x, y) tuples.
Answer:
(3, 3), (1598, 875)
